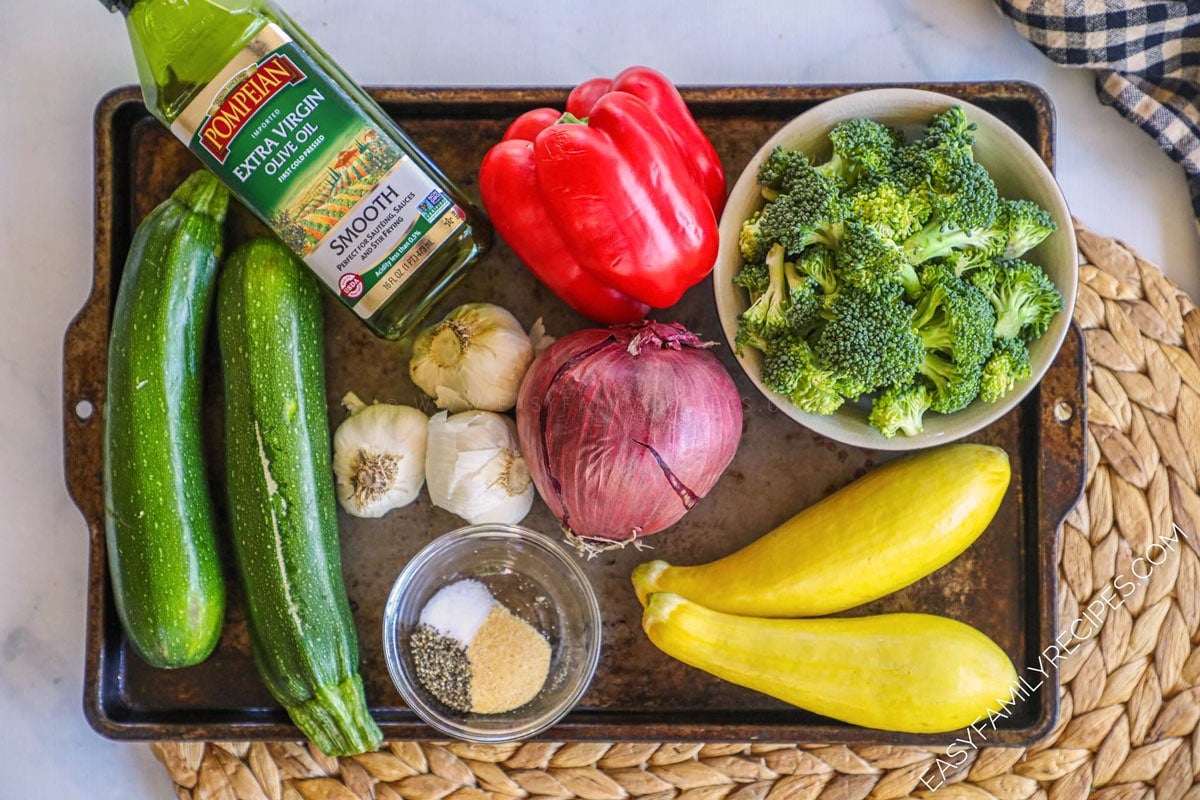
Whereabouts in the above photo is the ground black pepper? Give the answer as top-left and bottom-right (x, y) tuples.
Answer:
(410, 623), (472, 712)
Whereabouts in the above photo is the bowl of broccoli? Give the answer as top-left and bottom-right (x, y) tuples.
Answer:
(714, 88), (1076, 449)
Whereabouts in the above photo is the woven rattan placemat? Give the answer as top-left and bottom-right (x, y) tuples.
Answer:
(150, 222), (1200, 800)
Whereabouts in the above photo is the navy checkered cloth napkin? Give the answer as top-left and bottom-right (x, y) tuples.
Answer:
(995, 0), (1200, 220)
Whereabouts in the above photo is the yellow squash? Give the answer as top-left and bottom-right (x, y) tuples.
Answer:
(643, 593), (1018, 733)
(632, 443), (1010, 617)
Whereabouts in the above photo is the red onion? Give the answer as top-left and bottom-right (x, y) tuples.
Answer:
(516, 320), (743, 546)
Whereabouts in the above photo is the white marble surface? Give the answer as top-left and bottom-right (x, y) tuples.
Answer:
(2, 0), (1197, 797)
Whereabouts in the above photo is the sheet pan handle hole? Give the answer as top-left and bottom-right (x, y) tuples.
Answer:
(1053, 400), (1073, 423)
(75, 399), (95, 422)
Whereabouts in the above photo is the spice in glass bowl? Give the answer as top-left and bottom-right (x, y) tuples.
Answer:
(410, 578), (550, 714)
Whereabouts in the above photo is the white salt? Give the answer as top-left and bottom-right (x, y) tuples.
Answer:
(419, 578), (495, 646)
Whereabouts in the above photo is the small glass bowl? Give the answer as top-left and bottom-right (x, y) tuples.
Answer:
(382, 523), (602, 742)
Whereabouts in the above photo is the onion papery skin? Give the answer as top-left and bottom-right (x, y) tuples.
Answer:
(516, 320), (743, 543)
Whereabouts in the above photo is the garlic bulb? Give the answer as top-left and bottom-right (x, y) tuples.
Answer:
(409, 303), (543, 413)
(425, 410), (534, 525)
(332, 392), (428, 518)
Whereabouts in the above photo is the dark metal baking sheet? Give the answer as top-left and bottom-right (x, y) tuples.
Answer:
(65, 82), (1085, 746)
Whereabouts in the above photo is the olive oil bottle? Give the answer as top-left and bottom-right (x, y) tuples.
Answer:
(98, 0), (493, 340)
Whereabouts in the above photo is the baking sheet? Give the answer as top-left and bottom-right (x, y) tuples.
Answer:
(64, 82), (1085, 745)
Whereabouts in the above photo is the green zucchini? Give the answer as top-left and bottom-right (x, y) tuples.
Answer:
(216, 238), (381, 756)
(103, 171), (228, 668)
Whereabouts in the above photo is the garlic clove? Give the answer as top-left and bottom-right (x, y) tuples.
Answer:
(425, 410), (534, 525)
(433, 386), (471, 413)
(529, 317), (556, 355)
(466, 443), (533, 524)
(466, 488), (534, 525)
(441, 446), (533, 525)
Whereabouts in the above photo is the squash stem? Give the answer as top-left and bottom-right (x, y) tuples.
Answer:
(285, 674), (382, 756)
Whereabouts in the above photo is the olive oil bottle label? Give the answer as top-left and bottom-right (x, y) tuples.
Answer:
(171, 23), (465, 317)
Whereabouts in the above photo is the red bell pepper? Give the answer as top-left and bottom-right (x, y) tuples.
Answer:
(566, 66), (727, 217)
(479, 134), (652, 325)
(479, 83), (720, 321)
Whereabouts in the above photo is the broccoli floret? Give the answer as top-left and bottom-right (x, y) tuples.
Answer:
(759, 337), (804, 396)
(739, 208), (777, 263)
(910, 198), (1052, 271)
(869, 381), (933, 438)
(899, 156), (1007, 265)
(782, 261), (824, 336)
(771, 336), (849, 414)
(743, 178), (845, 261)
(919, 350), (983, 414)
(902, 212), (1007, 266)
(757, 146), (820, 196)
(732, 260), (770, 299)
(911, 264), (996, 369)
(794, 245), (839, 296)
(899, 144), (1000, 237)
(940, 248), (995, 279)
(848, 173), (933, 242)
(758, 333), (811, 395)
(775, 174), (846, 253)
(972, 260), (1064, 340)
(980, 336), (1033, 403)
(908, 263), (1005, 413)
(836, 219), (921, 299)
(815, 286), (923, 393)
(739, 210), (769, 264)
(815, 118), (900, 187)
(735, 244), (825, 354)
(791, 370), (848, 415)
(758, 146), (850, 207)
(733, 324), (768, 357)
(747, 331), (845, 415)
(921, 106), (977, 156)
(737, 243), (790, 340)
(999, 198), (1057, 259)
(897, 107), (998, 231)
(927, 151), (999, 231)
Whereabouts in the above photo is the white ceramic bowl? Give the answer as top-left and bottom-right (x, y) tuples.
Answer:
(714, 88), (1077, 450)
